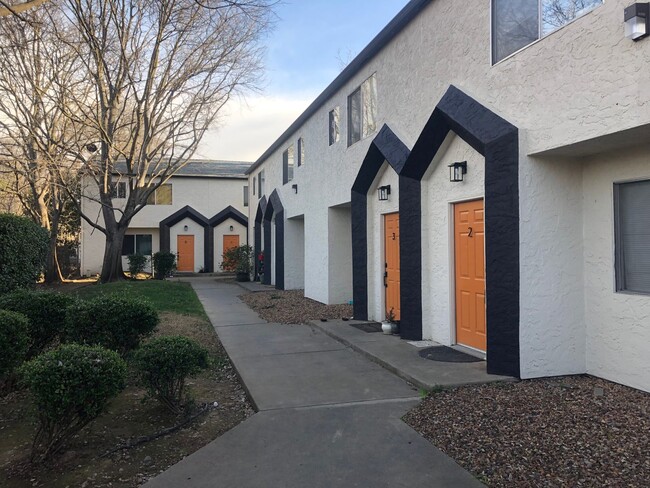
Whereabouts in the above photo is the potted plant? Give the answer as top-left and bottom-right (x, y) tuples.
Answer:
(221, 244), (253, 282)
(382, 308), (396, 335)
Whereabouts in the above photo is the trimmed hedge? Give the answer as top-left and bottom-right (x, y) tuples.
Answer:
(0, 290), (75, 358)
(64, 295), (159, 356)
(20, 344), (127, 461)
(133, 335), (210, 414)
(0, 310), (30, 377)
(127, 253), (148, 277)
(153, 251), (176, 279)
(0, 213), (48, 293)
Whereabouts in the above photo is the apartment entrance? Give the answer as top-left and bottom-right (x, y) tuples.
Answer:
(177, 235), (195, 272)
(384, 212), (400, 321)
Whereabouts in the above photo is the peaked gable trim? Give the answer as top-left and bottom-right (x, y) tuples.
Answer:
(209, 206), (248, 228)
(262, 190), (285, 290)
(159, 205), (212, 271)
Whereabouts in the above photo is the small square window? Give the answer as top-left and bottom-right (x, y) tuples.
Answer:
(111, 181), (127, 199)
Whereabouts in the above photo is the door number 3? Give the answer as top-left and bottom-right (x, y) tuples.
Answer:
(468, 227), (473, 238)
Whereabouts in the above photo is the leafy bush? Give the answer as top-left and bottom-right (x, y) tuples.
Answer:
(133, 336), (210, 414)
(0, 213), (48, 293)
(153, 251), (176, 280)
(127, 253), (148, 278)
(0, 310), (30, 377)
(64, 295), (159, 356)
(221, 244), (253, 274)
(20, 344), (127, 462)
(0, 290), (75, 358)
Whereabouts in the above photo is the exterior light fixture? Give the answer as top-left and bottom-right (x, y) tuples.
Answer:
(625, 3), (649, 40)
(292, 184), (298, 194)
(378, 185), (391, 201)
(229, 225), (234, 232)
(448, 161), (468, 182)
(183, 225), (189, 231)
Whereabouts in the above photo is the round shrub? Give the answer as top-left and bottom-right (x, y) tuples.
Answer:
(64, 295), (159, 356)
(0, 310), (30, 377)
(152, 251), (176, 280)
(20, 344), (127, 461)
(127, 253), (148, 278)
(0, 290), (76, 358)
(0, 213), (48, 293)
(133, 336), (210, 414)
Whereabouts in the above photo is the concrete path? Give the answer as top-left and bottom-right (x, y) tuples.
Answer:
(144, 278), (483, 488)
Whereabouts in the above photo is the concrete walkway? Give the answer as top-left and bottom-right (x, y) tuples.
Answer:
(144, 278), (483, 488)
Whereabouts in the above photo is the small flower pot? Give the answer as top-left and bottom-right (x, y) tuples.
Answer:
(381, 321), (393, 335)
(236, 271), (250, 282)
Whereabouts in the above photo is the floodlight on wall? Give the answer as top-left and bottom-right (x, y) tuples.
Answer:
(448, 161), (468, 182)
(292, 184), (298, 194)
(183, 225), (189, 231)
(625, 3), (649, 40)
(229, 225), (234, 231)
(378, 185), (391, 201)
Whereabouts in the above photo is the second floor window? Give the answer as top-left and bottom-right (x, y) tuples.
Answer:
(244, 185), (249, 207)
(297, 138), (305, 167)
(348, 73), (377, 146)
(329, 107), (340, 146)
(146, 184), (172, 205)
(258, 170), (265, 196)
(253, 176), (256, 196)
(283, 145), (295, 184)
(110, 181), (127, 199)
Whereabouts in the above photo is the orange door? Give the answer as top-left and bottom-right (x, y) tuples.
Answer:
(222, 235), (240, 271)
(454, 200), (486, 351)
(177, 235), (194, 272)
(384, 212), (401, 321)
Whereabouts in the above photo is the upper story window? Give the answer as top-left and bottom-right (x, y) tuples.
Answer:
(146, 184), (172, 205)
(111, 181), (127, 199)
(283, 145), (295, 184)
(297, 137), (305, 167)
(348, 73), (377, 146)
(258, 170), (265, 196)
(329, 107), (340, 146)
(253, 176), (256, 196)
(491, 0), (603, 64)
(615, 179), (650, 295)
(243, 185), (249, 207)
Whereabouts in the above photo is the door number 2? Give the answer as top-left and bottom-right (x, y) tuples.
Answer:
(468, 227), (473, 238)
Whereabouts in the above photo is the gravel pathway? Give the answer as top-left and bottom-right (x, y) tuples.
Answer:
(239, 290), (353, 324)
(404, 375), (649, 487)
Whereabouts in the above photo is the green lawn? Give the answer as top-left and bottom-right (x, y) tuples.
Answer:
(73, 280), (207, 318)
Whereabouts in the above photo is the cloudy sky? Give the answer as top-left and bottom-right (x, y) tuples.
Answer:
(195, 0), (410, 163)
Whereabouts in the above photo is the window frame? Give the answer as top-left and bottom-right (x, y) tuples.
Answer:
(282, 145), (295, 184)
(122, 234), (153, 256)
(146, 184), (173, 205)
(243, 185), (249, 207)
(110, 181), (127, 199)
(297, 137), (304, 167)
(329, 107), (340, 146)
(347, 73), (377, 147)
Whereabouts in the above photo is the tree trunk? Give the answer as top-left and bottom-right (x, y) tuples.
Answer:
(44, 213), (64, 284)
(99, 225), (127, 283)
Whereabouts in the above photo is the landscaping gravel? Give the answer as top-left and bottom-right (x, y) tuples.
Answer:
(404, 375), (649, 487)
(239, 290), (353, 324)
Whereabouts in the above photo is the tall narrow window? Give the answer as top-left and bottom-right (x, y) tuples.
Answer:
(348, 73), (377, 146)
(297, 137), (305, 167)
(329, 107), (340, 146)
(258, 170), (265, 196)
(253, 176), (256, 196)
(615, 180), (650, 294)
(244, 185), (249, 207)
(283, 145), (294, 184)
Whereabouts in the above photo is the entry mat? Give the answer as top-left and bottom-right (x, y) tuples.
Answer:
(418, 346), (483, 363)
(349, 322), (383, 333)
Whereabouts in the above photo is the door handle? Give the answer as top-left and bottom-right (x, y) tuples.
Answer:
(384, 271), (388, 288)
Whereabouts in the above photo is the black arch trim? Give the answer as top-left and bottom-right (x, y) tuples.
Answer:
(262, 190), (285, 290)
(253, 197), (267, 281)
(207, 206), (250, 272)
(159, 205), (211, 271)
(401, 85), (520, 377)
(351, 124), (411, 321)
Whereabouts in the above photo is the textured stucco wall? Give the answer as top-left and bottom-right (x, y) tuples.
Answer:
(420, 133), (485, 345)
(328, 206), (353, 304)
(582, 144), (650, 392)
(213, 220), (248, 271)
(284, 215), (305, 290)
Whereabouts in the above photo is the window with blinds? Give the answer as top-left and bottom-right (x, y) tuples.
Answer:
(615, 179), (650, 294)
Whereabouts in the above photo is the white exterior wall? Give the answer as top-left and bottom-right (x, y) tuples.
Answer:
(582, 145), (650, 392)
(328, 205), (353, 304)
(81, 175), (248, 275)
(285, 215), (305, 289)
(247, 0), (650, 388)
(214, 220), (248, 271)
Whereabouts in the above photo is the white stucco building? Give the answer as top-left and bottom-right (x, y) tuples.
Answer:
(247, 0), (650, 392)
(80, 160), (251, 276)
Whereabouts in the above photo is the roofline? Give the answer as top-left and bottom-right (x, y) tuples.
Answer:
(245, 0), (432, 175)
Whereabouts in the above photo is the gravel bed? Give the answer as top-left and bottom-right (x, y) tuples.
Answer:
(404, 375), (649, 487)
(239, 290), (353, 324)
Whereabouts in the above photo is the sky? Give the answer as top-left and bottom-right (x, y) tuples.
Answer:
(195, 0), (410, 163)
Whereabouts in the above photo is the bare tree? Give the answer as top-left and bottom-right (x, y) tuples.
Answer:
(53, 0), (273, 282)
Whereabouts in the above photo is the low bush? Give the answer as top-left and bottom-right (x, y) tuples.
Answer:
(0, 290), (76, 358)
(153, 251), (176, 280)
(133, 336), (210, 414)
(20, 344), (127, 462)
(64, 295), (159, 356)
(0, 213), (48, 293)
(127, 253), (149, 278)
(221, 244), (253, 274)
(0, 310), (30, 377)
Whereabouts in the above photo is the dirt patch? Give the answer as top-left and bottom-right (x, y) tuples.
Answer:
(0, 312), (253, 487)
(239, 290), (353, 324)
(404, 375), (650, 487)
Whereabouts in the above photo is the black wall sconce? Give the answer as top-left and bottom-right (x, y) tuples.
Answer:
(448, 161), (467, 182)
(183, 224), (189, 231)
(378, 185), (391, 201)
(292, 184), (298, 194)
(625, 3), (649, 40)
(229, 225), (234, 232)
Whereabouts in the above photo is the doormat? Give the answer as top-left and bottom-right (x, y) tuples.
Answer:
(350, 322), (382, 333)
(418, 346), (482, 363)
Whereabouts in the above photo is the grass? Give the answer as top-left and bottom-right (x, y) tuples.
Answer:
(72, 280), (207, 318)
